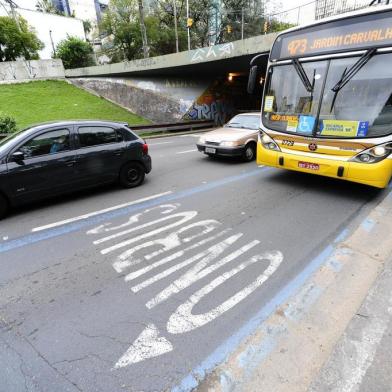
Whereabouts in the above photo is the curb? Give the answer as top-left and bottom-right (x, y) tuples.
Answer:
(309, 252), (392, 392)
(196, 190), (392, 392)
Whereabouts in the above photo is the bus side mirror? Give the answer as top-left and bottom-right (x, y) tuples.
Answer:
(247, 65), (259, 95)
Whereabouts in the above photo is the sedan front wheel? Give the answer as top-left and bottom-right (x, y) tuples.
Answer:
(243, 143), (256, 162)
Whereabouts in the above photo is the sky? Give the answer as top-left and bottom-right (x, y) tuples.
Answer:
(270, 0), (317, 25)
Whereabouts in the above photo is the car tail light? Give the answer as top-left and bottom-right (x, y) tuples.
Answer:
(142, 143), (149, 155)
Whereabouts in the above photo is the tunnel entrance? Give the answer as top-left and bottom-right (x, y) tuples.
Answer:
(69, 51), (269, 124)
(178, 53), (269, 124)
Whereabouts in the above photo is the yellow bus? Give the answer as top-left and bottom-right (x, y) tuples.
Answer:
(251, 5), (392, 188)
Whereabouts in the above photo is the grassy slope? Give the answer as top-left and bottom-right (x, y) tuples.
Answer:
(0, 80), (149, 129)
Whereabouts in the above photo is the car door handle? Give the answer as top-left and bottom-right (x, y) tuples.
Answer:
(65, 160), (76, 167)
(115, 150), (124, 156)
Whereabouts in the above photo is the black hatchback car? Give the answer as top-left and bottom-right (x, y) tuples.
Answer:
(0, 120), (151, 218)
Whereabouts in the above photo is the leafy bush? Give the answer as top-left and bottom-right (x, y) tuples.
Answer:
(0, 114), (17, 133)
(55, 36), (95, 69)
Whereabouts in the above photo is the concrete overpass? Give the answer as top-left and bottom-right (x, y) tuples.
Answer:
(67, 34), (277, 123)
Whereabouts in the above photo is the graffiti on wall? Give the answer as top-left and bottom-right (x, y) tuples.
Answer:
(184, 79), (235, 124)
(190, 42), (235, 63)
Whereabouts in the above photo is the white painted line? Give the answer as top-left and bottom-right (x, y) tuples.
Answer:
(145, 235), (260, 309)
(102, 211), (197, 256)
(167, 250), (283, 334)
(180, 134), (202, 138)
(128, 229), (232, 291)
(114, 323), (173, 368)
(148, 141), (173, 146)
(176, 149), (198, 154)
(31, 192), (173, 232)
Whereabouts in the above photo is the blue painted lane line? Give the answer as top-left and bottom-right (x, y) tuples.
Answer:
(0, 168), (263, 254)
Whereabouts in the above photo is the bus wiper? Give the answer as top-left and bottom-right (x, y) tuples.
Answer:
(330, 48), (376, 112)
(293, 59), (314, 92)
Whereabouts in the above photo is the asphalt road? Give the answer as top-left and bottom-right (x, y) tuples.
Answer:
(0, 133), (389, 392)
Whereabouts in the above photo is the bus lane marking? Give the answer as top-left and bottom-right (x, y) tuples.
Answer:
(114, 324), (173, 368)
(86, 203), (284, 369)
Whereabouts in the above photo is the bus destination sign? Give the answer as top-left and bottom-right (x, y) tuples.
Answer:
(271, 11), (392, 61)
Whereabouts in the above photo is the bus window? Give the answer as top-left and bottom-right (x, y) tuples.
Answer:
(317, 53), (392, 138)
(262, 61), (328, 135)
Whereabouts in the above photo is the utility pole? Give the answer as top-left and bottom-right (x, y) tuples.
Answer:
(173, 0), (179, 53)
(49, 30), (56, 57)
(241, 8), (244, 40)
(137, 0), (149, 58)
(186, 0), (190, 51)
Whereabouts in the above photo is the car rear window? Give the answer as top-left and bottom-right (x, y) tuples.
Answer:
(78, 126), (120, 148)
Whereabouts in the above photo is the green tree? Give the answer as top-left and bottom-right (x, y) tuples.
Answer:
(55, 36), (95, 69)
(100, 0), (143, 61)
(0, 16), (43, 62)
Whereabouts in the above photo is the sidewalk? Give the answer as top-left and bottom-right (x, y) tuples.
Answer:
(309, 255), (392, 392)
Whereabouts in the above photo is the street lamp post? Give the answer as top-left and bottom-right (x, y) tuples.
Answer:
(49, 29), (56, 57)
(173, 0), (179, 53)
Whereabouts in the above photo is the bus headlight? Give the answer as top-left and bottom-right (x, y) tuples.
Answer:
(374, 146), (387, 156)
(350, 143), (392, 164)
(259, 131), (281, 151)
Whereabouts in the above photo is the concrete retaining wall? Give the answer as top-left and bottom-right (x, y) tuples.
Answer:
(70, 77), (211, 123)
(0, 59), (65, 83)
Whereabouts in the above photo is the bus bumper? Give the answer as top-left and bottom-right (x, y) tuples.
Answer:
(257, 144), (392, 189)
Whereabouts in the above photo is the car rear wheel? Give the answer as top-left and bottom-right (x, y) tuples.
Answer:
(0, 193), (9, 220)
(119, 162), (145, 188)
(243, 143), (256, 162)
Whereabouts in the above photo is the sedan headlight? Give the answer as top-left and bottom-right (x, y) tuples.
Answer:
(198, 136), (206, 144)
(350, 142), (392, 164)
(259, 131), (281, 151)
(220, 141), (238, 147)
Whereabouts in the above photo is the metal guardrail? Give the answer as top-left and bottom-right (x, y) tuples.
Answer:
(129, 120), (215, 135)
(0, 120), (215, 140)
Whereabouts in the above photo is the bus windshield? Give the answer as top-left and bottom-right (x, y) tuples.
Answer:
(262, 52), (392, 139)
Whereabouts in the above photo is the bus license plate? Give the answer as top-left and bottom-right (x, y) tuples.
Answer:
(298, 161), (319, 170)
(205, 147), (216, 154)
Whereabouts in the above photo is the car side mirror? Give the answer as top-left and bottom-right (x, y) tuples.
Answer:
(11, 151), (25, 163)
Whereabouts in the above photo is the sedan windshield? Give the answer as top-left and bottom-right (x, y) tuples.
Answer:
(225, 114), (260, 130)
(262, 53), (392, 138)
